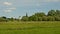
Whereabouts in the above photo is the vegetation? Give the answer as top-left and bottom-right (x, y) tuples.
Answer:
(21, 10), (60, 21)
(0, 10), (60, 34)
(0, 21), (60, 34)
(0, 10), (60, 21)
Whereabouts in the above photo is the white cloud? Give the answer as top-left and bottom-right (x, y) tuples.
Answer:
(6, 7), (16, 10)
(4, 7), (16, 13)
(3, 2), (12, 6)
(4, 10), (12, 13)
(3, 2), (16, 13)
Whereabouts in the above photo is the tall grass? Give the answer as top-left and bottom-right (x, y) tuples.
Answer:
(0, 21), (60, 34)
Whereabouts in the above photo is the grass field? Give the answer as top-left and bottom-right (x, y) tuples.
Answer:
(0, 21), (60, 34)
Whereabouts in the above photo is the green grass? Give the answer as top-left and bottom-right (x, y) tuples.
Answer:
(0, 21), (60, 34)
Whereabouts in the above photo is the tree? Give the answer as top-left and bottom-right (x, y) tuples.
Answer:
(26, 13), (28, 17)
(47, 16), (55, 21)
(1, 16), (6, 19)
(35, 12), (46, 17)
(55, 16), (60, 21)
(29, 15), (38, 21)
(7, 17), (15, 21)
(21, 16), (29, 21)
(19, 10), (60, 21)
(21, 13), (29, 21)
(10, 17), (14, 21)
(38, 17), (42, 21)
(56, 10), (60, 16)
(48, 10), (56, 16)
(42, 16), (48, 21)
(0, 17), (7, 22)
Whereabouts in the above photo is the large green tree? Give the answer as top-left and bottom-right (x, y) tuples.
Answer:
(35, 12), (46, 17)
(48, 10), (56, 16)
(21, 16), (29, 21)
(56, 10), (60, 16)
(47, 16), (55, 21)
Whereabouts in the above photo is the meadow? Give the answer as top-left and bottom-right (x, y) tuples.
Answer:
(0, 21), (60, 34)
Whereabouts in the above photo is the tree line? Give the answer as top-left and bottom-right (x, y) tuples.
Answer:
(0, 10), (60, 22)
(21, 10), (60, 21)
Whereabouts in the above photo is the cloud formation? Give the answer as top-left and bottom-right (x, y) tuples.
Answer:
(3, 2), (12, 6)
(4, 7), (16, 13)
(4, 10), (12, 13)
(3, 1), (16, 13)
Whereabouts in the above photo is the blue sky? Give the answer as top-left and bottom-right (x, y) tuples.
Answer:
(0, 0), (60, 18)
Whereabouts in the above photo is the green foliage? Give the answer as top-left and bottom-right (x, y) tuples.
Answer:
(7, 17), (15, 21)
(29, 15), (38, 21)
(21, 16), (29, 21)
(0, 10), (60, 21)
(42, 16), (48, 21)
(47, 16), (55, 21)
(0, 17), (6, 22)
(21, 10), (60, 21)
(38, 17), (42, 21)
(28, 12), (46, 21)
(1, 16), (6, 19)
(56, 10), (60, 16)
(35, 12), (46, 17)
(55, 16), (60, 21)
(47, 10), (56, 16)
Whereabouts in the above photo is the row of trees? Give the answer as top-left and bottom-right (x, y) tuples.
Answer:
(21, 10), (60, 21)
(0, 16), (19, 22)
(0, 10), (60, 22)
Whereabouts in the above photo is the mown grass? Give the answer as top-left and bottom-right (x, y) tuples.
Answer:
(0, 21), (60, 34)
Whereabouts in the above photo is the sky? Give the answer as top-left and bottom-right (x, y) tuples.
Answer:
(0, 0), (60, 18)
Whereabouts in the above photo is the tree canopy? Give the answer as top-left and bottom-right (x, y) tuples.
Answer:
(0, 10), (60, 22)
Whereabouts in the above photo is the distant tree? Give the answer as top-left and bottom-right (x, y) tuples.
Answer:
(17, 16), (21, 21)
(26, 13), (28, 17)
(21, 16), (29, 21)
(0, 16), (8, 22)
(35, 12), (46, 17)
(56, 10), (60, 16)
(47, 10), (56, 16)
(47, 16), (55, 21)
(1, 16), (6, 19)
(38, 17), (42, 21)
(42, 16), (48, 21)
(29, 16), (34, 21)
(9, 17), (14, 21)
(18, 10), (60, 21)
(32, 16), (38, 21)
(29, 15), (38, 21)
(0, 17), (7, 22)
(55, 16), (60, 21)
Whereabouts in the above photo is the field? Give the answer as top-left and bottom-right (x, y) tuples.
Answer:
(0, 21), (60, 34)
